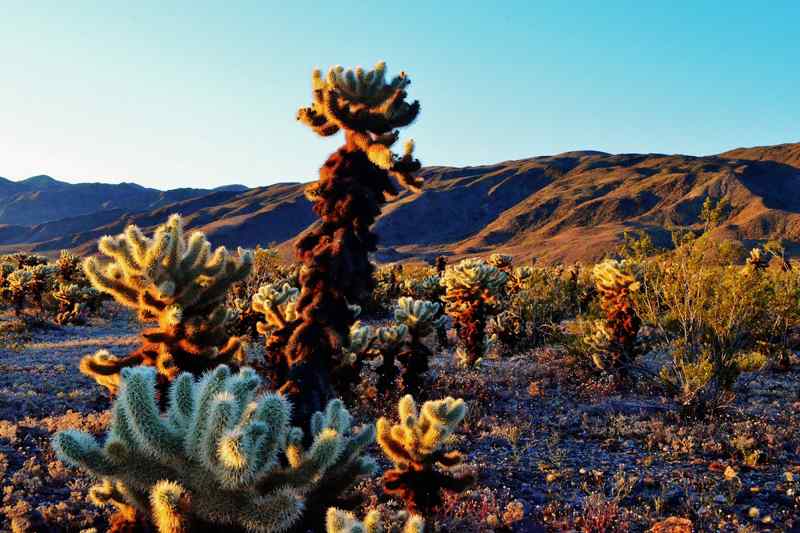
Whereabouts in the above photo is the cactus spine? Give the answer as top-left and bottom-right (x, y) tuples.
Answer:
(441, 258), (507, 366)
(266, 61), (423, 424)
(53, 365), (377, 532)
(80, 214), (252, 395)
(377, 395), (473, 513)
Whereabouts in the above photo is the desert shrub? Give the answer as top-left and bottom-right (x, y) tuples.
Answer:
(79, 214), (252, 396)
(377, 394), (473, 513)
(55, 250), (82, 283)
(52, 364), (377, 532)
(441, 258), (507, 366)
(632, 236), (772, 416)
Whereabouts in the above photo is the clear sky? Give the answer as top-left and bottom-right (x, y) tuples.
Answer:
(0, 1), (797, 190)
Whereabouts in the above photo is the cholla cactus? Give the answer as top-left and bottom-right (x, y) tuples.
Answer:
(377, 395), (473, 513)
(52, 282), (88, 325)
(5, 268), (32, 316)
(56, 250), (82, 283)
(506, 265), (534, 295)
(585, 260), (641, 377)
(394, 297), (446, 395)
(268, 62), (423, 424)
(374, 324), (408, 391)
(326, 508), (424, 533)
(53, 365), (377, 533)
(80, 214), (252, 395)
(441, 258), (507, 366)
(487, 254), (513, 273)
(744, 247), (770, 272)
(251, 283), (299, 386)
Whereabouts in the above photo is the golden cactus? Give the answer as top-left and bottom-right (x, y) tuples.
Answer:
(377, 395), (474, 513)
(326, 508), (424, 533)
(585, 260), (641, 377)
(441, 258), (507, 366)
(80, 214), (252, 395)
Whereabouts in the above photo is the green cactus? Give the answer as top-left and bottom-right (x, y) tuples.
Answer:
(440, 258), (507, 366)
(377, 395), (473, 513)
(80, 214), (252, 395)
(393, 297), (446, 395)
(53, 365), (377, 532)
(326, 508), (424, 533)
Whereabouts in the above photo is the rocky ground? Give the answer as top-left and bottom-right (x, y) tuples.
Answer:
(1, 308), (799, 532)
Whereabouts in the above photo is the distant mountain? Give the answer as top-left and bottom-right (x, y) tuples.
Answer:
(0, 176), (249, 226)
(2, 142), (799, 263)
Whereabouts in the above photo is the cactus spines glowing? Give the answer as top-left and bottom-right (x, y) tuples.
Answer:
(251, 282), (299, 385)
(80, 215), (252, 394)
(377, 395), (473, 513)
(585, 260), (641, 376)
(53, 365), (376, 532)
(326, 508), (424, 533)
(441, 258), (507, 366)
(267, 62), (423, 424)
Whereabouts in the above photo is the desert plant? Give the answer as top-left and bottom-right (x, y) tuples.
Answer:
(52, 364), (377, 532)
(632, 236), (772, 416)
(393, 297), (446, 395)
(441, 258), (507, 366)
(4, 268), (32, 316)
(583, 260), (642, 379)
(79, 215), (252, 396)
(403, 275), (448, 349)
(374, 324), (408, 391)
(266, 61), (423, 424)
(52, 282), (88, 325)
(326, 508), (424, 533)
(377, 395), (473, 513)
(56, 250), (82, 283)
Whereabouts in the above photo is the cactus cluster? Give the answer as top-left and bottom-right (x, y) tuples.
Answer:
(377, 395), (473, 513)
(326, 508), (424, 533)
(267, 61), (423, 424)
(441, 258), (507, 366)
(53, 365), (377, 532)
(584, 260), (641, 376)
(1, 263), (57, 316)
(80, 215), (252, 395)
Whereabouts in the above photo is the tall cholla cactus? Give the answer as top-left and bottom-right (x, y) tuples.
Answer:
(441, 258), (507, 366)
(52, 365), (377, 533)
(80, 215), (252, 395)
(394, 297), (446, 395)
(585, 260), (642, 376)
(374, 324), (408, 391)
(5, 268), (33, 316)
(326, 508), (424, 533)
(251, 282), (299, 385)
(377, 395), (473, 513)
(265, 61), (423, 424)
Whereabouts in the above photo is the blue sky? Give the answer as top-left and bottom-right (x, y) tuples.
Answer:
(0, 1), (797, 189)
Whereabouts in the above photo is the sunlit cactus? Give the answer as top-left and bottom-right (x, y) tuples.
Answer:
(441, 258), (507, 366)
(377, 395), (473, 513)
(585, 260), (642, 377)
(80, 214), (252, 395)
(487, 253), (513, 274)
(56, 250), (82, 283)
(52, 365), (377, 533)
(394, 297), (446, 395)
(267, 61), (423, 424)
(506, 265), (533, 295)
(251, 282), (299, 386)
(326, 508), (424, 533)
(5, 268), (33, 316)
(744, 247), (770, 272)
(52, 282), (88, 325)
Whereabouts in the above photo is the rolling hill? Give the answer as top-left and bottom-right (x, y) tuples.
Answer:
(2, 142), (799, 263)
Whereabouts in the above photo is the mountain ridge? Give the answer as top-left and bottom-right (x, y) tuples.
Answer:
(3, 142), (800, 263)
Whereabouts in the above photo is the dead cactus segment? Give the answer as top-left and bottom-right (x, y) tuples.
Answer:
(80, 214), (252, 393)
(377, 395), (473, 513)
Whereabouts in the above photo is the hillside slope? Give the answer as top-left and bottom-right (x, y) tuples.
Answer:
(3, 143), (799, 263)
